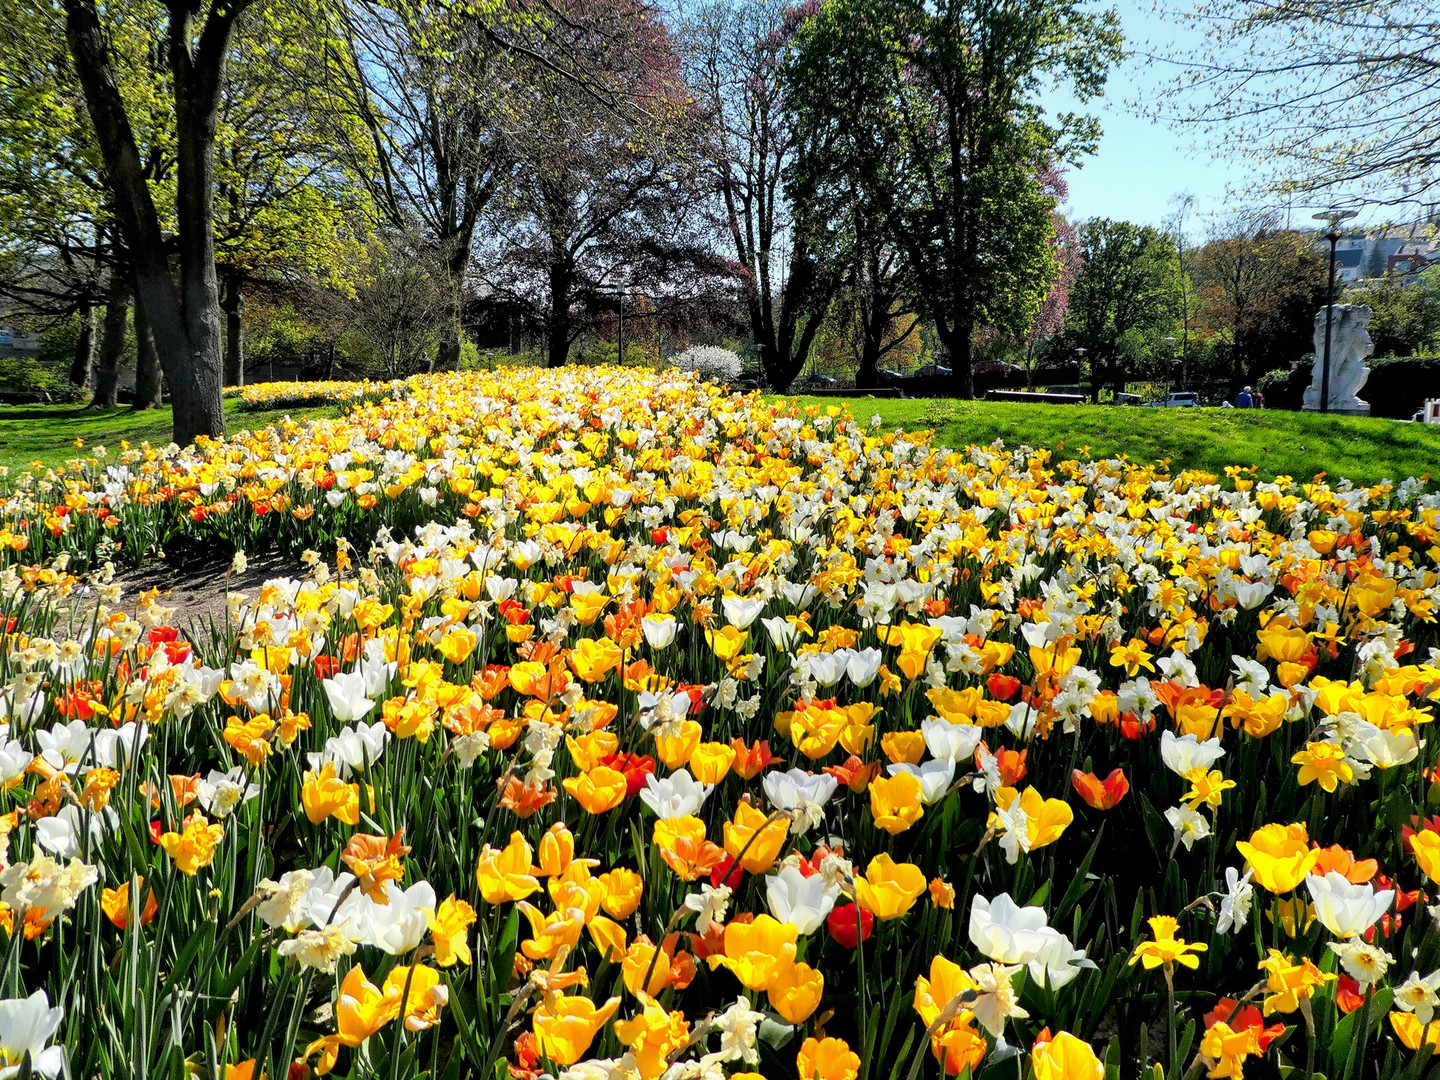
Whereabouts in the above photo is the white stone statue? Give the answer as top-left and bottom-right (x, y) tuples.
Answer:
(1303, 304), (1372, 414)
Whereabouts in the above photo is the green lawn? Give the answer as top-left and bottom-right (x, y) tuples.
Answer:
(782, 396), (1440, 487)
(0, 399), (340, 471)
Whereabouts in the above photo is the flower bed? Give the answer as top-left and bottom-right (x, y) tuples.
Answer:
(1, 367), (1439, 1078)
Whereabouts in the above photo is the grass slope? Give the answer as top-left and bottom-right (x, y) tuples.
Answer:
(0, 399), (340, 471)
(783, 396), (1440, 487)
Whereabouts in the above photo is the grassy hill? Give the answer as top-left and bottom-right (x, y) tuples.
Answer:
(784, 396), (1440, 487)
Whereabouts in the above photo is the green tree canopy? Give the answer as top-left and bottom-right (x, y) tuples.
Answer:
(785, 0), (1122, 397)
(1062, 218), (1182, 399)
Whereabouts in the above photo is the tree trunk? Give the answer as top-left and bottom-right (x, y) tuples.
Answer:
(133, 295), (163, 409)
(222, 275), (244, 386)
(92, 271), (129, 410)
(63, 0), (245, 445)
(856, 321), (882, 389)
(436, 329), (460, 372)
(937, 321), (975, 399)
(546, 263), (572, 368)
(70, 300), (96, 387)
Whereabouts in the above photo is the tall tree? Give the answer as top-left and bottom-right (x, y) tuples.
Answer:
(1062, 218), (1181, 399)
(480, 0), (714, 369)
(1192, 214), (1329, 392)
(214, 8), (368, 386)
(1347, 266), (1440, 357)
(62, 0), (260, 442)
(683, 0), (840, 391)
(335, 0), (513, 373)
(785, 0), (1122, 397)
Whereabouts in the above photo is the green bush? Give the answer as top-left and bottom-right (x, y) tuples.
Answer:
(1256, 364), (1308, 410)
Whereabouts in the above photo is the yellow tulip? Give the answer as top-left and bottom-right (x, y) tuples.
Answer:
(855, 853), (926, 920)
(723, 801), (790, 874)
(566, 731), (619, 772)
(537, 822), (578, 877)
(563, 766), (628, 813)
(621, 935), (671, 997)
(868, 771), (925, 835)
(768, 960), (824, 1023)
(881, 730), (926, 765)
(690, 741), (736, 784)
(1236, 822), (1320, 893)
(796, 1036), (860, 1080)
(1031, 1032), (1103, 1080)
(597, 867), (643, 919)
(475, 831), (541, 904)
(722, 914), (799, 990)
(707, 625), (749, 661)
(436, 626), (477, 665)
(1410, 829), (1440, 884)
(569, 636), (623, 682)
(301, 762), (361, 825)
(532, 994), (621, 1066)
(654, 720), (702, 768)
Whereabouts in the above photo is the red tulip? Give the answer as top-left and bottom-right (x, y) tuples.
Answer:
(827, 903), (874, 949)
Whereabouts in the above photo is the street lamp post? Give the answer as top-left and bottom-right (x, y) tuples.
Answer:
(1074, 347), (1086, 393)
(1164, 336), (1176, 398)
(1312, 210), (1359, 413)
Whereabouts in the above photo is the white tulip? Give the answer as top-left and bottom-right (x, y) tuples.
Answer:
(322, 671), (376, 722)
(781, 582), (817, 609)
(721, 595), (765, 630)
(1160, 731), (1225, 777)
(760, 616), (798, 651)
(765, 864), (839, 935)
(762, 768), (838, 832)
(920, 716), (984, 765)
(1027, 927), (1089, 990)
(0, 990), (66, 1078)
(1305, 871), (1393, 939)
(845, 647), (884, 688)
(639, 770), (713, 819)
(642, 613), (678, 649)
(806, 652), (846, 687)
(969, 893), (1050, 964)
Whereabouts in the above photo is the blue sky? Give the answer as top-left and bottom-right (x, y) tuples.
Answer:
(1046, 2), (1246, 233)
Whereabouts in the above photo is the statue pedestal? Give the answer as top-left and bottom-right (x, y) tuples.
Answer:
(1302, 403), (1370, 416)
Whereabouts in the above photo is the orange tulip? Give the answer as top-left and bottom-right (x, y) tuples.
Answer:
(1071, 767), (1129, 810)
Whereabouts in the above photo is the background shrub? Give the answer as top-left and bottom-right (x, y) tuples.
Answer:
(673, 344), (743, 382)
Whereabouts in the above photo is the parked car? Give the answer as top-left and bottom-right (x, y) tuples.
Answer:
(1114, 393), (1142, 406)
(874, 369), (907, 387)
(793, 374), (838, 390)
(912, 364), (952, 379)
(972, 361), (1025, 377)
(1141, 392), (1200, 408)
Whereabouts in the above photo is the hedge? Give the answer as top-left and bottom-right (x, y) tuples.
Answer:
(1257, 355), (1440, 418)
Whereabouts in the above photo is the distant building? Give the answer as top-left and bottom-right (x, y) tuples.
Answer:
(0, 328), (40, 359)
(1329, 220), (1440, 285)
